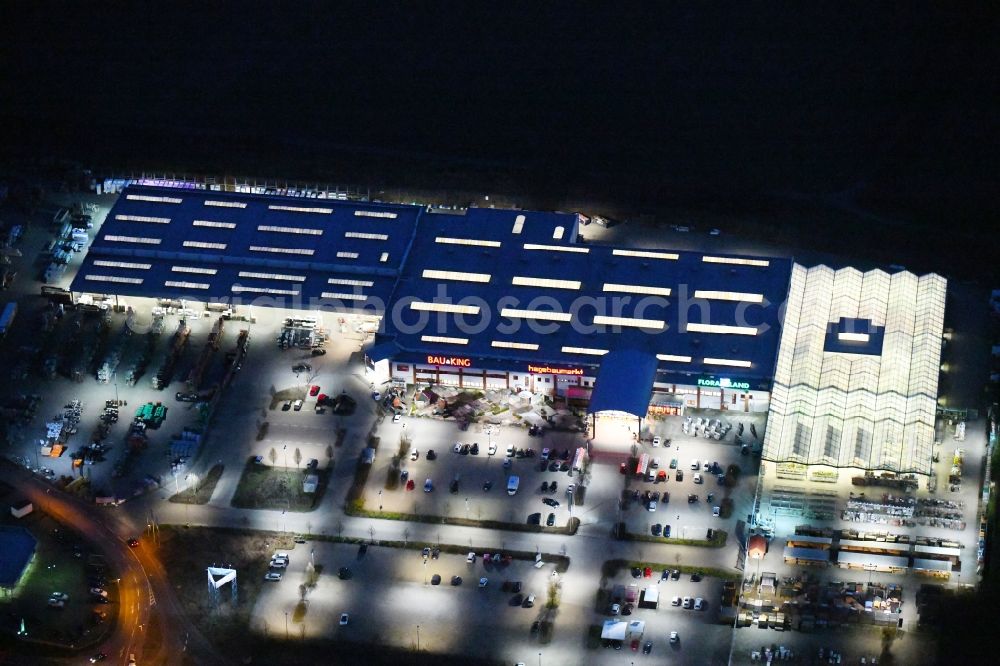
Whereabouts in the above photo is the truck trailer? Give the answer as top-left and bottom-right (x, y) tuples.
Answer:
(0, 302), (16, 336)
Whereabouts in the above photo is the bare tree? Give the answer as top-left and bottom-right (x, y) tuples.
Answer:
(403, 527), (411, 546)
(325, 444), (334, 462)
(293, 448), (302, 468)
(268, 447), (277, 466)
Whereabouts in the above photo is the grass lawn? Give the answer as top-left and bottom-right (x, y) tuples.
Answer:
(169, 463), (225, 504)
(230, 457), (331, 511)
(0, 505), (115, 649)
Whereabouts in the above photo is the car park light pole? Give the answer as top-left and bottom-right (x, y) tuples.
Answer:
(465, 497), (469, 519)
(416, 624), (420, 651)
(379, 490), (383, 511)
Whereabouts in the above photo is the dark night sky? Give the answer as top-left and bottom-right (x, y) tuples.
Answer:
(1, 3), (998, 236)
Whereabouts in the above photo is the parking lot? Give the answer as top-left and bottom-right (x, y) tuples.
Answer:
(591, 568), (734, 663)
(365, 416), (588, 529)
(619, 413), (764, 543)
(250, 540), (561, 659)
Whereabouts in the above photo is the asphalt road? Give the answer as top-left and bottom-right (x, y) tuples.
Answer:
(0, 460), (219, 666)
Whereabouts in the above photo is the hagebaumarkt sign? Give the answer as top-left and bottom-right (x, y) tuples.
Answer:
(426, 355), (472, 368)
(697, 377), (751, 390)
(527, 364), (585, 376)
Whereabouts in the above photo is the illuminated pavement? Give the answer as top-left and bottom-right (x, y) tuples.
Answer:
(0, 461), (221, 666)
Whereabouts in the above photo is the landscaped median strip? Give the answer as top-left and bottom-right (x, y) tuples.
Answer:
(601, 558), (741, 582)
(345, 498), (581, 536)
(614, 524), (729, 548)
(163, 524), (572, 572)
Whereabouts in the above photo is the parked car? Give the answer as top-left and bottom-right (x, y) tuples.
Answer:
(410, 448), (419, 461)
(488, 442), (497, 456)
(610, 603), (621, 615)
(392, 413), (401, 424)
(264, 571), (282, 581)
(293, 399), (303, 411)
(682, 596), (692, 609)
(671, 596), (681, 606)
(694, 597), (705, 610)
(338, 567), (352, 580)
(309, 385), (320, 396)
(424, 479), (433, 492)
(339, 613), (349, 626)
(694, 473), (703, 484)
(542, 498), (560, 508)
(669, 631), (679, 643)
(426, 449), (437, 460)
(651, 523), (662, 536)
(546, 513), (555, 526)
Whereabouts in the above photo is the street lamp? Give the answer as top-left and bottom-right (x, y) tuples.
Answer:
(284, 611), (289, 639)
(379, 489), (383, 511)
(416, 624), (420, 651)
(465, 497), (469, 519)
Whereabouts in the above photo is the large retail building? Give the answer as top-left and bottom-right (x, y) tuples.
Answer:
(69, 185), (946, 446)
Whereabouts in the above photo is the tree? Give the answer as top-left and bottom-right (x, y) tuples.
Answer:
(325, 445), (334, 462)
(293, 447), (302, 468)
(268, 447), (277, 466)
(546, 580), (560, 609)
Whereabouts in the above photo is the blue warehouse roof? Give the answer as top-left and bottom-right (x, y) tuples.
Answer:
(72, 186), (793, 401)
(378, 208), (793, 391)
(0, 525), (36, 589)
(71, 185), (424, 311)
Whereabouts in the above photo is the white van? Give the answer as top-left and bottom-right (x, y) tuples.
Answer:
(690, 459), (699, 470)
(507, 476), (520, 495)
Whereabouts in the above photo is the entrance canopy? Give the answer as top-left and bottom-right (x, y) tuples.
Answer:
(588, 349), (657, 417)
